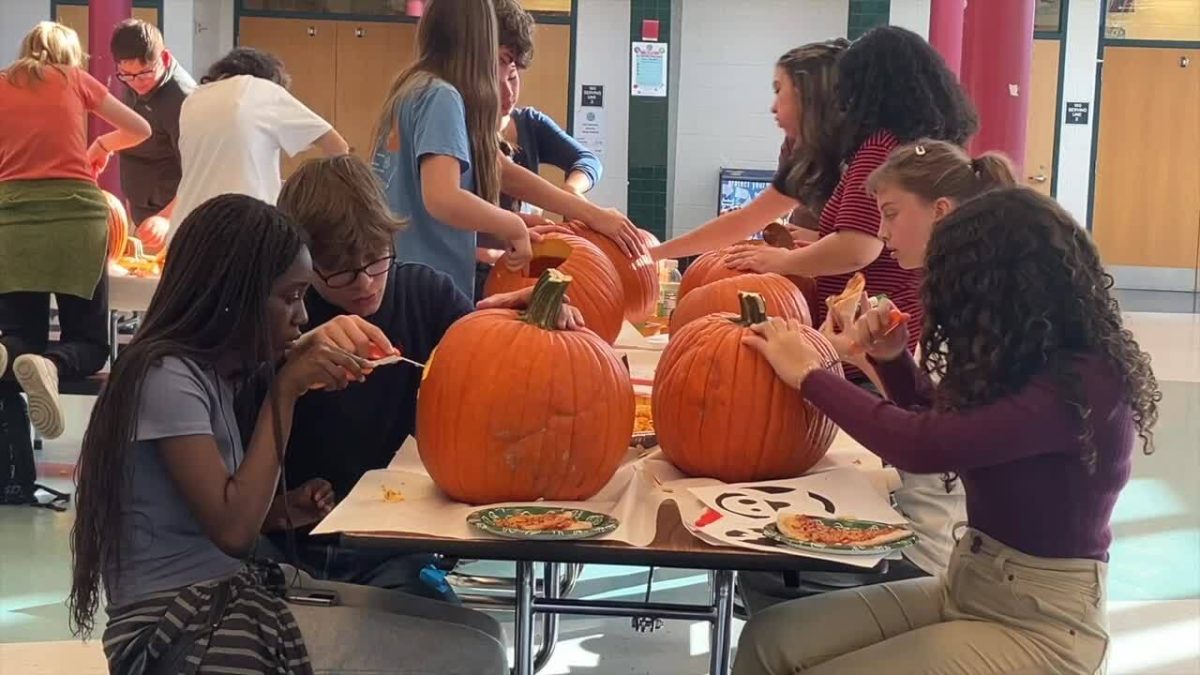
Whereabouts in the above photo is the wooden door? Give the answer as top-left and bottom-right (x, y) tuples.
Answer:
(1093, 47), (1200, 275)
(1024, 39), (1061, 196)
(55, 5), (160, 55)
(334, 21), (417, 162)
(238, 17), (339, 177)
(519, 23), (572, 187)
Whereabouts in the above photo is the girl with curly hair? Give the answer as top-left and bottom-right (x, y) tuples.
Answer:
(736, 187), (1160, 674)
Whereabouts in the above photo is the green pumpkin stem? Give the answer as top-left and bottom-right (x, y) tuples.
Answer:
(733, 291), (769, 326)
(522, 268), (573, 330)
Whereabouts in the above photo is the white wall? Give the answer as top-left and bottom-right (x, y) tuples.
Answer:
(191, 0), (235, 76)
(1056, 0), (1101, 228)
(0, 0), (51, 62)
(572, 0), (631, 212)
(669, 0), (848, 236)
(889, 0), (931, 38)
(162, 0), (195, 73)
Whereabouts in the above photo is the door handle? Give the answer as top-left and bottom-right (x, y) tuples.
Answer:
(1028, 173), (1048, 183)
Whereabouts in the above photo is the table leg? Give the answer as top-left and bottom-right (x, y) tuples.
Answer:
(532, 562), (561, 673)
(108, 311), (119, 366)
(512, 560), (536, 675)
(709, 570), (736, 675)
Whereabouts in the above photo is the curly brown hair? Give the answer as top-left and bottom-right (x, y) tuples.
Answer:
(919, 188), (1160, 470)
(495, 0), (535, 69)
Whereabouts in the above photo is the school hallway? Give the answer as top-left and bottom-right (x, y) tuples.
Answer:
(1, 300), (1198, 674)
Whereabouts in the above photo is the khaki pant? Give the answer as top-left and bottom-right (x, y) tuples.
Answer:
(733, 529), (1109, 674)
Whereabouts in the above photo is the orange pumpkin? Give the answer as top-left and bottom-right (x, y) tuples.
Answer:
(417, 269), (634, 504)
(564, 221), (659, 323)
(102, 191), (131, 262)
(485, 233), (624, 344)
(669, 273), (811, 333)
(679, 243), (818, 315)
(653, 292), (841, 483)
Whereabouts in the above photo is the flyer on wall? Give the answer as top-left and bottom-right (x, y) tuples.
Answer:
(631, 41), (668, 97)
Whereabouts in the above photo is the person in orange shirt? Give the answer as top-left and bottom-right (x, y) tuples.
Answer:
(0, 21), (149, 467)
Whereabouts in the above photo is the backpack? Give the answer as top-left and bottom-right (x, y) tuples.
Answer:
(1, 390), (69, 511)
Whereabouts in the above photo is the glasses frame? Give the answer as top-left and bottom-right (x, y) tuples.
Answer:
(315, 254), (396, 289)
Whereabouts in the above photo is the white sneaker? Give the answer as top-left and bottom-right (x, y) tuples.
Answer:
(13, 354), (64, 440)
(0, 342), (7, 379)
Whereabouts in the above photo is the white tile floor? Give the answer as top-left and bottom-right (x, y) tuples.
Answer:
(2, 310), (1198, 674)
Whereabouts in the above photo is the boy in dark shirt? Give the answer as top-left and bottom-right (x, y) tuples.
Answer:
(107, 19), (196, 250)
(258, 155), (579, 598)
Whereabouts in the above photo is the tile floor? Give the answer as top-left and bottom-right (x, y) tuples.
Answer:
(1, 308), (1198, 674)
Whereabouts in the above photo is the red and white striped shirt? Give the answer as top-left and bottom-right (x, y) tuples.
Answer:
(775, 130), (922, 375)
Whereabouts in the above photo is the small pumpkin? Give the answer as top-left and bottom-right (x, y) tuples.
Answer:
(485, 232), (624, 344)
(417, 269), (634, 504)
(564, 221), (660, 323)
(102, 191), (131, 262)
(653, 292), (841, 483)
(669, 273), (811, 333)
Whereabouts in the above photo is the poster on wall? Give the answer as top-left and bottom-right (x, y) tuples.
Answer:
(577, 85), (606, 158)
(631, 41), (668, 97)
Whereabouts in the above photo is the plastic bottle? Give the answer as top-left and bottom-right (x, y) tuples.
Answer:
(657, 259), (682, 319)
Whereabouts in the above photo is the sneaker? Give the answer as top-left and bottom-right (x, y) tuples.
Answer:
(0, 342), (7, 379)
(12, 355), (64, 440)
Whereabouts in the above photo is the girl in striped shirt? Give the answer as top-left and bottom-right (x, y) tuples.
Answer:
(652, 27), (978, 379)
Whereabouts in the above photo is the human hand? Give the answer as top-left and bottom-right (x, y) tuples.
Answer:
(299, 314), (396, 361)
(505, 228), (534, 271)
(580, 206), (640, 258)
(136, 215), (170, 252)
(724, 245), (793, 274)
(277, 339), (368, 400)
(741, 317), (832, 389)
(476, 286), (586, 330)
(819, 311), (868, 369)
(846, 297), (910, 362)
(266, 478), (335, 531)
(86, 141), (112, 177)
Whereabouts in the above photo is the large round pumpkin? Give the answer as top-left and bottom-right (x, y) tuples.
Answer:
(669, 273), (811, 333)
(417, 269), (634, 504)
(564, 221), (659, 324)
(679, 242), (818, 315)
(485, 233), (624, 344)
(102, 190), (130, 262)
(653, 292), (841, 483)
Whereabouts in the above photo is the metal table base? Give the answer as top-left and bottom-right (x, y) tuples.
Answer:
(510, 561), (737, 675)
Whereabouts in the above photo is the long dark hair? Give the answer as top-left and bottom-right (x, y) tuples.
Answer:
(837, 26), (979, 157)
(372, 0), (501, 204)
(69, 195), (307, 637)
(776, 40), (849, 212)
(920, 188), (1160, 470)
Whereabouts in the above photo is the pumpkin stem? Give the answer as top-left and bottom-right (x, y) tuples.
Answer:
(522, 268), (574, 330)
(734, 292), (769, 326)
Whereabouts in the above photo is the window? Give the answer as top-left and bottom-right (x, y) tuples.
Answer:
(1035, 0), (1064, 33)
(1105, 0), (1200, 41)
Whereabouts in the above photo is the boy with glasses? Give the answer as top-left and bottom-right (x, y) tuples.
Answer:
(102, 18), (195, 251)
(254, 155), (580, 597)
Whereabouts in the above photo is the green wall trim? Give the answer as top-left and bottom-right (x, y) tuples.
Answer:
(626, 0), (671, 240)
(848, 0), (890, 39)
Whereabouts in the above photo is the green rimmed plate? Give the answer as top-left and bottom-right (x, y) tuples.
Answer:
(763, 517), (917, 556)
(466, 506), (619, 540)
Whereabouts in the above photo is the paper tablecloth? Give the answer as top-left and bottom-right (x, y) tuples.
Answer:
(312, 433), (899, 566)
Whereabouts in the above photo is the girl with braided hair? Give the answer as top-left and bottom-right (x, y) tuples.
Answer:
(737, 187), (1160, 674)
(70, 194), (507, 673)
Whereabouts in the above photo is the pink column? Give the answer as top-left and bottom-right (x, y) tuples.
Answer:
(960, 0), (1035, 168)
(88, 0), (132, 196)
(928, 0), (965, 78)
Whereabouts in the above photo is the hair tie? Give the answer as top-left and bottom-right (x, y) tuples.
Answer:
(914, 145), (927, 156)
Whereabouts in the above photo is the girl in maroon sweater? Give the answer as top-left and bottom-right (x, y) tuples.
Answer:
(734, 187), (1160, 674)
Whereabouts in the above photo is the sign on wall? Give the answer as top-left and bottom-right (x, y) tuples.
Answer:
(631, 41), (668, 97)
(1065, 101), (1090, 125)
(577, 84), (606, 157)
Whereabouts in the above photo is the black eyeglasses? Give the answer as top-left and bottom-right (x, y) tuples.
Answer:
(315, 255), (395, 289)
(116, 67), (157, 83)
